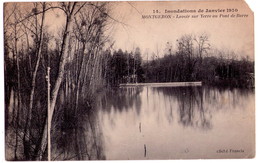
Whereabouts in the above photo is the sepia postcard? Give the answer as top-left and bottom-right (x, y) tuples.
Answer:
(3, 0), (255, 160)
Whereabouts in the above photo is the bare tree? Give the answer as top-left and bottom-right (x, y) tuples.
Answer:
(36, 2), (89, 160)
(194, 33), (210, 60)
(23, 3), (46, 160)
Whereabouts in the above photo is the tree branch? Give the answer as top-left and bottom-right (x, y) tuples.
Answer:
(74, 2), (87, 16)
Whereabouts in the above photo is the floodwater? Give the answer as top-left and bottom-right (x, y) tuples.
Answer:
(51, 86), (255, 160)
(97, 86), (255, 159)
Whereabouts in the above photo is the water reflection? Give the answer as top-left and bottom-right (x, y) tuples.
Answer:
(155, 87), (212, 130)
(98, 86), (254, 159)
(52, 86), (254, 160)
(52, 100), (105, 160)
(100, 87), (143, 114)
(101, 86), (212, 130)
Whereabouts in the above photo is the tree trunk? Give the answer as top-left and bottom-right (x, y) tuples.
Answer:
(36, 3), (77, 160)
(47, 66), (51, 161)
(14, 21), (21, 160)
(74, 42), (86, 115)
(24, 3), (46, 160)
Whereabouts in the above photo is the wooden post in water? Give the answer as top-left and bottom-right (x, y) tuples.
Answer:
(47, 66), (51, 161)
(144, 144), (147, 157)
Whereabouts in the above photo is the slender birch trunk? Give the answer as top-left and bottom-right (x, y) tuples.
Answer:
(46, 66), (51, 161)
(36, 3), (77, 160)
(74, 42), (86, 115)
(14, 26), (20, 161)
(24, 3), (46, 160)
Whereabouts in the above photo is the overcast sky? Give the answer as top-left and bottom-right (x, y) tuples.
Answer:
(7, 0), (254, 60)
(98, 0), (252, 60)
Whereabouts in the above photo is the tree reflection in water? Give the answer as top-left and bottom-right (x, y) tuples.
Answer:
(154, 86), (253, 130)
(100, 86), (253, 132)
(100, 87), (143, 115)
(50, 86), (254, 160)
(101, 86), (212, 130)
(155, 87), (212, 130)
(51, 99), (105, 160)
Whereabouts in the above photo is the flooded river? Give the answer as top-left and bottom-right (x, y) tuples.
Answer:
(98, 86), (255, 159)
(52, 86), (254, 160)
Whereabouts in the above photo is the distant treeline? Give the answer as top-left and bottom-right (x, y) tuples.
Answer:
(106, 34), (254, 88)
(143, 54), (254, 88)
(105, 48), (144, 86)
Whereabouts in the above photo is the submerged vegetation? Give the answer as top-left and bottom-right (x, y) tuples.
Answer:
(5, 2), (111, 160)
(4, 1), (254, 161)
